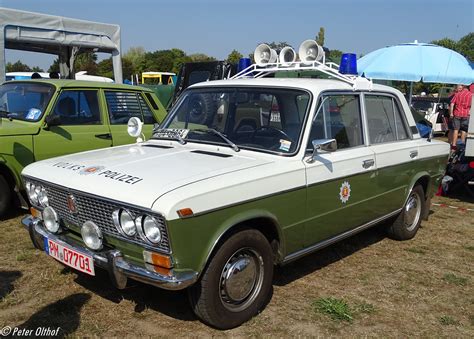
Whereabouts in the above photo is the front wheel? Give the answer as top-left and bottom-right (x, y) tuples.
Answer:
(0, 175), (11, 217)
(387, 185), (425, 240)
(188, 229), (274, 329)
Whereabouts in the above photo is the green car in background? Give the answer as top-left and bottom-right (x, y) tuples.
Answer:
(0, 79), (167, 216)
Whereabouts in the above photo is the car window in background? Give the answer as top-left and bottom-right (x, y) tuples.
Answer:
(53, 90), (101, 125)
(0, 82), (54, 121)
(105, 91), (146, 124)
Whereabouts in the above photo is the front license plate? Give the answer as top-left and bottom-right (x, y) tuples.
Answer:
(44, 238), (95, 276)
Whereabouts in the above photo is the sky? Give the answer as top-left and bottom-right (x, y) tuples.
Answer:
(1, 0), (473, 71)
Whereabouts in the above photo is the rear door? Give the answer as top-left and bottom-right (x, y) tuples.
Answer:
(104, 90), (160, 145)
(34, 89), (111, 161)
(304, 93), (377, 246)
(364, 93), (416, 215)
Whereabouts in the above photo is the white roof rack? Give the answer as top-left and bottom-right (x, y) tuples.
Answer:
(232, 59), (373, 91)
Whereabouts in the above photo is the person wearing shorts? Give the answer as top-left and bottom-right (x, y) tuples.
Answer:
(449, 84), (472, 148)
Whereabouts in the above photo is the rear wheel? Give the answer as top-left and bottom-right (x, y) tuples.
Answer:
(189, 229), (274, 329)
(387, 185), (425, 240)
(0, 175), (12, 217)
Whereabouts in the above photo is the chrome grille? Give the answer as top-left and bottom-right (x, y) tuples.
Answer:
(28, 178), (170, 253)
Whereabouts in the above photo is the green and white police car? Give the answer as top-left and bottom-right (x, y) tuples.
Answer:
(21, 53), (449, 329)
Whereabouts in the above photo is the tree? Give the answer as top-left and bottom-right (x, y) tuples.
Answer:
(188, 53), (217, 62)
(124, 46), (146, 69)
(48, 59), (60, 73)
(431, 37), (458, 52)
(31, 66), (44, 72)
(6, 60), (32, 72)
(227, 50), (243, 64)
(74, 52), (98, 74)
(457, 32), (474, 61)
(316, 27), (325, 46)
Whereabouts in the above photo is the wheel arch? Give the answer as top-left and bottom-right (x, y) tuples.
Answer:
(198, 211), (284, 277)
(0, 162), (20, 192)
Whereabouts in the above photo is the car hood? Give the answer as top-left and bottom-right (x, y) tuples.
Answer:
(0, 118), (40, 136)
(22, 141), (273, 208)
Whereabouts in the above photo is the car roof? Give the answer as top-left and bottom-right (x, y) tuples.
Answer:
(189, 77), (401, 96)
(3, 79), (153, 92)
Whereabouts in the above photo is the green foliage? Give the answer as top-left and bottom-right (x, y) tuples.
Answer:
(457, 32), (474, 61)
(48, 58), (60, 73)
(227, 49), (243, 64)
(6, 60), (32, 72)
(443, 273), (468, 286)
(74, 52), (98, 74)
(312, 297), (353, 322)
(316, 27), (325, 46)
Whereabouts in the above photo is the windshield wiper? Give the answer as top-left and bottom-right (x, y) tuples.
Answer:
(193, 128), (240, 152)
(152, 129), (187, 145)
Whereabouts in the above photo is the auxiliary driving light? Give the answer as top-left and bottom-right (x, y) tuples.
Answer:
(81, 221), (103, 250)
(43, 206), (60, 233)
(127, 117), (143, 138)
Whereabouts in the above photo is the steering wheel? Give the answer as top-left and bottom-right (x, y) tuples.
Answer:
(251, 126), (293, 142)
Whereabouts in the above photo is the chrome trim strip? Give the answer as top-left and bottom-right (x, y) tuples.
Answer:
(281, 208), (402, 264)
(22, 216), (197, 291)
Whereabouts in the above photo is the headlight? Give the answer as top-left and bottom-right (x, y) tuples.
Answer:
(26, 182), (39, 205)
(140, 215), (162, 244)
(43, 206), (60, 233)
(37, 187), (49, 207)
(81, 221), (103, 250)
(112, 209), (137, 237)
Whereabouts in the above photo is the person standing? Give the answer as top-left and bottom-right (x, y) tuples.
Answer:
(449, 84), (472, 148)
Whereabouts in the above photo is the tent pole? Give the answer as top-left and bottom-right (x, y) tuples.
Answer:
(408, 82), (413, 105)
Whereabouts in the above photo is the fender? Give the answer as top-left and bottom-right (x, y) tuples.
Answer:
(197, 208), (284, 276)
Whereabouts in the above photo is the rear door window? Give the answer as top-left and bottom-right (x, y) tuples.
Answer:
(53, 90), (101, 125)
(105, 91), (156, 125)
(365, 95), (409, 144)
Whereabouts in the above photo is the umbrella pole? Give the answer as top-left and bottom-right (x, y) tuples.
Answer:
(408, 82), (413, 105)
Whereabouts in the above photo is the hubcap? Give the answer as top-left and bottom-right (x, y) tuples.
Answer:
(219, 248), (264, 312)
(404, 192), (421, 231)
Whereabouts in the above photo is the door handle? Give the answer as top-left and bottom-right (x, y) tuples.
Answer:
(409, 150), (418, 158)
(362, 159), (375, 169)
(95, 133), (112, 140)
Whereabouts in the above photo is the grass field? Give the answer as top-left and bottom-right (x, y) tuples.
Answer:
(0, 194), (473, 337)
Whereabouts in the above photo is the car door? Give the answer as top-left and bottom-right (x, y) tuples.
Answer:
(104, 90), (159, 145)
(364, 93), (417, 216)
(303, 93), (378, 247)
(34, 89), (112, 161)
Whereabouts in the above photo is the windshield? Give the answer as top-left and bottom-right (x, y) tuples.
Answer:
(0, 82), (54, 122)
(157, 87), (311, 155)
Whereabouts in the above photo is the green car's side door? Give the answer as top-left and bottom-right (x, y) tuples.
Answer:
(34, 89), (112, 161)
(102, 90), (166, 146)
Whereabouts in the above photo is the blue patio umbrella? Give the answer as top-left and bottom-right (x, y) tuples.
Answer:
(357, 42), (474, 103)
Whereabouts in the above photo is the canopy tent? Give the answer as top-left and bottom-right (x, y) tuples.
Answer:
(0, 7), (122, 82)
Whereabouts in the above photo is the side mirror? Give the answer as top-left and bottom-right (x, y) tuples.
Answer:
(306, 138), (337, 163)
(127, 117), (144, 142)
(44, 115), (61, 129)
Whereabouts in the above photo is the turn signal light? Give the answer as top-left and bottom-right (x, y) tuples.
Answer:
(30, 207), (41, 219)
(469, 161), (474, 169)
(143, 250), (172, 269)
(177, 208), (194, 218)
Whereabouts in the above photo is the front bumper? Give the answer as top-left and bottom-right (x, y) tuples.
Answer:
(22, 215), (198, 291)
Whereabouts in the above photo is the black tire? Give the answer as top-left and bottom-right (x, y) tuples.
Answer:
(387, 185), (425, 240)
(187, 94), (215, 125)
(0, 175), (12, 217)
(188, 229), (274, 329)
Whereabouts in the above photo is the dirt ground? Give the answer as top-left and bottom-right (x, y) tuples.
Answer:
(0, 194), (473, 337)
